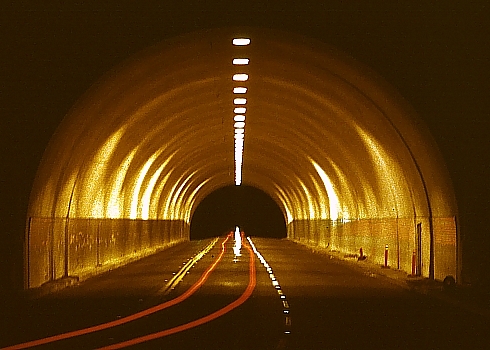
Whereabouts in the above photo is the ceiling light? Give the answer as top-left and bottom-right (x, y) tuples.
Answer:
(233, 58), (249, 65)
(233, 38), (251, 46)
(234, 107), (246, 114)
(233, 74), (248, 81)
(233, 87), (247, 94)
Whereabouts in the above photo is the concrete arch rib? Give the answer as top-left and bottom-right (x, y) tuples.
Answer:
(26, 27), (458, 289)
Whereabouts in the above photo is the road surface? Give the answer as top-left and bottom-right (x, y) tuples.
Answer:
(1, 234), (487, 349)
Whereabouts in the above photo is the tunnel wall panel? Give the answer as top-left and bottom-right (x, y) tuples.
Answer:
(416, 217), (432, 278)
(433, 217), (457, 281)
(27, 217), (188, 288)
(98, 219), (118, 267)
(52, 218), (66, 280)
(68, 219), (97, 276)
(27, 218), (51, 289)
(397, 218), (414, 274)
(288, 217), (456, 280)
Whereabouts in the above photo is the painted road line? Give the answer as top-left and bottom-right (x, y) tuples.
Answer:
(1, 235), (229, 350)
(97, 233), (256, 349)
(159, 237), (219, 295)
(247, 237), (291, 334)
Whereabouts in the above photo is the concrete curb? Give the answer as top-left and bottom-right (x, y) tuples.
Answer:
(25, 276), (80, 299)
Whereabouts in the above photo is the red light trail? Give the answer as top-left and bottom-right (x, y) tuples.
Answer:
(97, 233), (256, 349)
(2, 235), (231, 350)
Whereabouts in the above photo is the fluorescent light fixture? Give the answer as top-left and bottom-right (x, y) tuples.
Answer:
(233, 87), (247, 94)
(233, 58), (249, 65)
(233, 74), (248, 81)
(234, 107), (246, 114)
(232, 39), (250, 187)
(233, 38), (251, 46)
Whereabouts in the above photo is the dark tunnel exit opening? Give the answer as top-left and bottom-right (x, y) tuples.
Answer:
(190, 185), (287, 240)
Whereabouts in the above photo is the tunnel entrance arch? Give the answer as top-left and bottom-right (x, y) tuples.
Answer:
(26, 27), (459, 289)
(190, 185), (287, 240)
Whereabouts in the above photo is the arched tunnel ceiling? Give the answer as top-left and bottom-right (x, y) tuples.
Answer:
(29, 27), (457, 227)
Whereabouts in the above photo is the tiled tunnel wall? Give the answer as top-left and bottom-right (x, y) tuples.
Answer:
(288, 217), (456, 282)
(26, 218), (188, 288)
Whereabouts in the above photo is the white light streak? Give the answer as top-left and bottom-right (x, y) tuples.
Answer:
(233, 226), (242, 257)
(107, 147), (138, 218)
(312, 160), (341, 221)
(130, 149), (162, 219)
(234, 98), (247, 105)
(234, 115), (246, 122)
(235, 164), (242, 185)
(141, 162), (166, 220)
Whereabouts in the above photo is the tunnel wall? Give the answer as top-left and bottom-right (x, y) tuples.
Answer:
(25, 28), (460, 288)
(288, 217), (456, 281)
(26, 218), (188, 289)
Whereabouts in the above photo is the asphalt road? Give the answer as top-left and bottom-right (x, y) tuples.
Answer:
(1, 236), (488, 349)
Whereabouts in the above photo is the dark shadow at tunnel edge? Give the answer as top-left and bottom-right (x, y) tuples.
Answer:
(190, 185), (287, 240)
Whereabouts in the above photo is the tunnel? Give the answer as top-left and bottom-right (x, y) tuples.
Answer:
(25, 27), (459, 290)
(189, 185), (287, 240)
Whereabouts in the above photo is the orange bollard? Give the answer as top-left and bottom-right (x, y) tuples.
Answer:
(384, 244), (388, 268)
(358, 247), (366, 261)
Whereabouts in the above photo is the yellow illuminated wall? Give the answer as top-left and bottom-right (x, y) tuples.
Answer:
(26, 28), (458, 289)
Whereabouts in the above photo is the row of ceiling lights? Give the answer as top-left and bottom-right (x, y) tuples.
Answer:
(232, 38), (250, 186)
